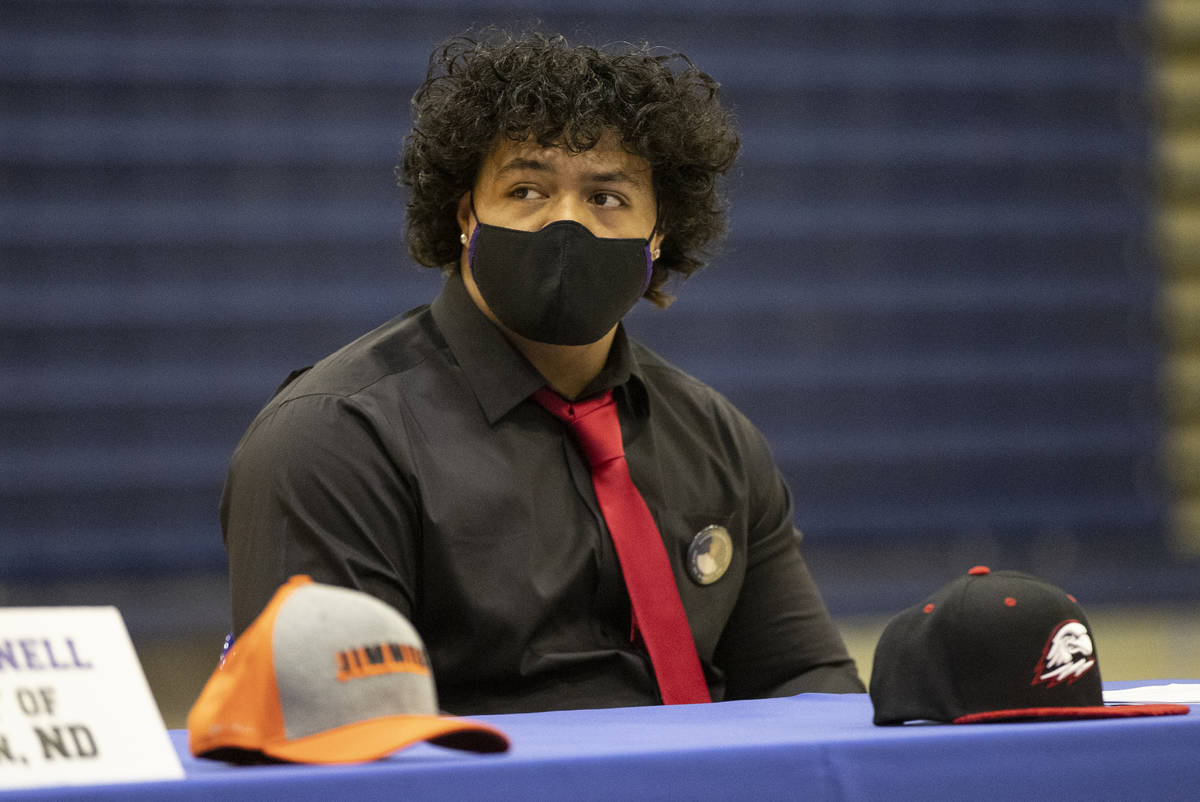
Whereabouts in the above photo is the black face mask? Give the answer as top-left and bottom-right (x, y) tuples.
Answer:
(467, 215), (654, 346)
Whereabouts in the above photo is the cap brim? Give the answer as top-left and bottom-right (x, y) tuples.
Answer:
(261, 714), (509, 764)
(953, 703), (1190, 724)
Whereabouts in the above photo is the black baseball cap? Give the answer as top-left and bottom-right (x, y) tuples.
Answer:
(869, 566), (1190, 725)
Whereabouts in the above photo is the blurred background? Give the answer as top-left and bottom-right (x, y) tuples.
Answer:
(3, 0), (1198, 726)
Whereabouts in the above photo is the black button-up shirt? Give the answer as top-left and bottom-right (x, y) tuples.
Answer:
(221, 273), (863, 713)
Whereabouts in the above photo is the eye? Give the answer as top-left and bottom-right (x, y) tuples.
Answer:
(591, 192), (626, 209)
(510, 186), (547, 200)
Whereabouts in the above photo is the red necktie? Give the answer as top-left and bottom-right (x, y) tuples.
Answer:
(532, 386), (711, 705)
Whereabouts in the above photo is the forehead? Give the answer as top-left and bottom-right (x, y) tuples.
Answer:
(479, 132), (652, 185)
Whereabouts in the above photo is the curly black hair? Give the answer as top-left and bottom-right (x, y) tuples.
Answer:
(398, 30), (740, 307)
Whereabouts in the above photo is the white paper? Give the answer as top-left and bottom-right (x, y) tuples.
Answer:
(0, 607), (184, 790)
(1101, 683), (1200, 705)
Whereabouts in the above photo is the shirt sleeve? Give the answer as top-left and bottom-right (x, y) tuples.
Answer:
(220, 392), (420, 637)
(712, 432), (866, 698)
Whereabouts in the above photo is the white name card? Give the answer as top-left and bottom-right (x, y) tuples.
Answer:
(0, 606), (183, 790)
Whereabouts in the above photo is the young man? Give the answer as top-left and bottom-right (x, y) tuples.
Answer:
(221, 32), (863, 713)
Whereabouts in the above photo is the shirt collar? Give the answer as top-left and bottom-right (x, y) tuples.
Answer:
(431, 272), (646, 424)
(578, 325), (645, 414)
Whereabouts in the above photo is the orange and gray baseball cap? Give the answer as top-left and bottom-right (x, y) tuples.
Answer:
(870, 566), (1191, 725)
(188, 575), (509, 763)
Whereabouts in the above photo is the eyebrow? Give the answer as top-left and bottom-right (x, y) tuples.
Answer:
(497, 157), (552, 174)
(496, 157), (646, 187)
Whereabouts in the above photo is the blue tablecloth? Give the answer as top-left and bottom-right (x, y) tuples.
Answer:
(4, 690), (1197, 800)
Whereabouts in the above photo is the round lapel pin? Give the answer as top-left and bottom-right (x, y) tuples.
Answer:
(687, 525), (733, 585)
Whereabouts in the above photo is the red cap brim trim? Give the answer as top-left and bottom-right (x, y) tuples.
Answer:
(953, 703), (1190, 724)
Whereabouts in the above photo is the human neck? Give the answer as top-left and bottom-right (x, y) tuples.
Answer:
(507, 329), (616, 400)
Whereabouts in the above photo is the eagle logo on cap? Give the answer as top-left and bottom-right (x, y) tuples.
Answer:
(1032, 619), (1095, 688)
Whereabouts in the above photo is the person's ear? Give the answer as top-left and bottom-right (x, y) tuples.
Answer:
(456, 192), (474, 242)
(650, 231), (666, 261)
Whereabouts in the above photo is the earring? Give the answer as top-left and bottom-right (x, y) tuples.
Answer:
(460, 233), (468, 245)
(652, 248), (661, 260)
